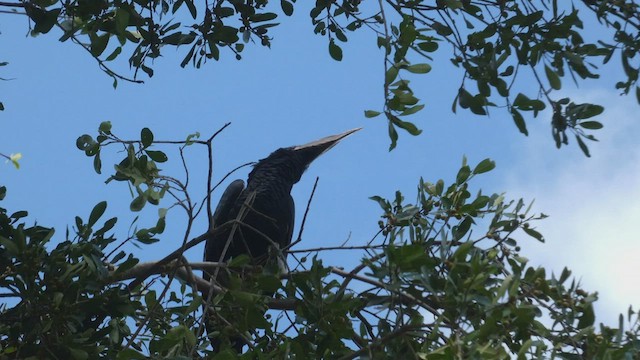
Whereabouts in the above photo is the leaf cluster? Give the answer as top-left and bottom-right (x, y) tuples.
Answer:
(6, 1), (638, 152)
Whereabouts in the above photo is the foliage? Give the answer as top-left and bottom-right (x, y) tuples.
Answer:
(2, 0), (640, 357)
(2, 0), (639, 152)
(0, 153), (21, 169)
(1, 128), (639, 358)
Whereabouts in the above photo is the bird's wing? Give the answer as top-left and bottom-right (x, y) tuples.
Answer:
(205, 179), (245, 265)
(284, 194), (295, 249)
(212, 179), (245, 228)
(203, 179), (245, 352)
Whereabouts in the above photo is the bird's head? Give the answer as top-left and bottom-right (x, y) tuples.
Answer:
(248, 128), (361, 186)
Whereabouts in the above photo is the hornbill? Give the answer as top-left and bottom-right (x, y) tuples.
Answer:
(203, 128), (360, 351)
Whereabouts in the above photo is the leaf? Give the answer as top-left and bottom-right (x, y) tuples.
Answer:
(523, 227), (545, 242)
(473, 158), (495, 174)
(456, 165), (471, 185)
(388, 120), (398, 151)
(364, 110), (381, 118)
(511, 108), (528, 135)
(453, 216), (473, 240)
(76, 135), (96, 151)
(578, 303), (595, 328)
(281, 0), (294, 16)
(180, 44), (197, 67)
(579, 121), (603, 129)
(369, 196), (390, 211)
(385, 66), (398, 85)
(517, 339), (533, 359)
(68, 347), (88, 360)
(99, 121), (112, 135)
(115, 8), (130, 35)
(141, 128), (154, 148)
(146, 150), (168, 163)
(389, 115), (422, 135)
(130, 195), (146, 212)
(577, 104), (604, 119)
(89, 201), (107, 227)
(251, 12), (278, 22)
(575, 135), (591, 157)
(417, 41), (438, 52)
(400, 104), (425, 116)
(545, 65), (561, 90)
(184, 0), (197, 18)
(406, 63), (431, 74)
(329, 40), (343, 61)
(31, 8), (61, 34)
(90, 33), (110, 57)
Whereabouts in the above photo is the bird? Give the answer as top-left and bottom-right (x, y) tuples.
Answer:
(202, 128), (361, 352)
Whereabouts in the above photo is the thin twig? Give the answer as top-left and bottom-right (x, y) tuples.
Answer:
(0, 1), (25, 7)
(288, 244), (386, 253)
(287, 176), (319, 250)
(206, 122), (232, 230)
(194, 161), (254, 219)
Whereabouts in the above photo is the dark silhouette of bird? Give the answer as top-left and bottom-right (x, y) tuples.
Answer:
(202, 128), (360, 352)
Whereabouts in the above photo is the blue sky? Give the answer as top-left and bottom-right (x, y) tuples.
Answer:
(1, 3), (638, 328)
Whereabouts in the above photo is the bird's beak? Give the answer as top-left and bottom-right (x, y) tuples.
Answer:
(292, 128), (362, 160)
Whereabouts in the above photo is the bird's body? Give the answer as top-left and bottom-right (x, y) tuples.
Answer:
(202, 128), (360, 352)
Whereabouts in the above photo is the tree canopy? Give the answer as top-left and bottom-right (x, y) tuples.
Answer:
(1, 0), (640, 359)
(3, 0), (639, 152)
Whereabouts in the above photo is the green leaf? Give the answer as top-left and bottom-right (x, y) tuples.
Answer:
(329, 40), (343, 61)
(453, 216), (473, 240)
(517, 339), (533, 359)
(369, 195), (390, 211)
(31, 8), (61, 34)
(511, 108), (528, 135)
(545, 65), (561, 90)
(388, 120), (398, 151)
(76, 135), (96, 151)
(578, 303), (595, 328)
(251, 12), (278, 22)
(523, 227), (545, 242)
(146, 150), (168, 163)
(456, 165), (471, 185)
(406, 63), (431, 74)
(417, 41), (438, 52)
(575, 135), (591, 157)
(141, 128), (153, 148)
(130, 194), (146, 212)
(389, 115), (422, 135)
(577, 104), (604, 119)
(115, 8), (130, 35)
(364, 110), (381, 118)
(400, 104), (425, 116)
(578, 121), (603, 129)
(281, 0), (294, 15)
(88, 201), (107, 227)
(90, 33), (110, 57)
(99, 121), (112, 135)
(385, 66), (399, 85)
(473, 158), (495, 174)
(185, 0), (197, 18)
(68, 347), (88, 360)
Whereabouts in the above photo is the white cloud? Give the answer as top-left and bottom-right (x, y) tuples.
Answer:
(505, 89), (640, 326)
